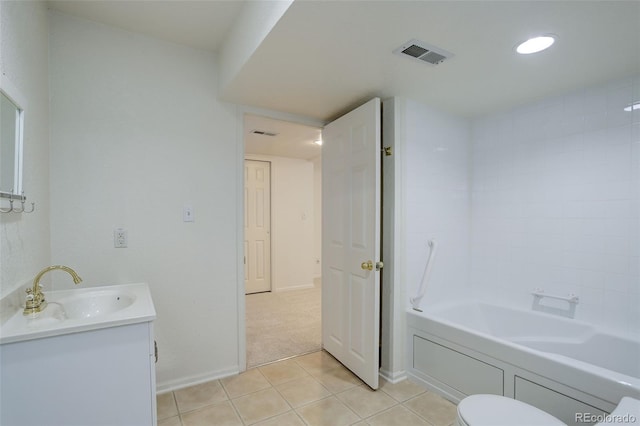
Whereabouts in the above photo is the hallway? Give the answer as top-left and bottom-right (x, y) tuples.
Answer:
(246, 280), (321, 367)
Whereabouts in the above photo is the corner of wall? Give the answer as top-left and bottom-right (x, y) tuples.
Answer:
(218, 0), (294, 95)
(380, 96), (408, 378)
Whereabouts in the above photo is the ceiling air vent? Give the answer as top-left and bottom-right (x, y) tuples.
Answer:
(251, 130), (278, 137)
(393, 39), (454, 66)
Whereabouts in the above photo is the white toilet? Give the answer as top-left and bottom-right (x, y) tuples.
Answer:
(456, 394), (640, 426)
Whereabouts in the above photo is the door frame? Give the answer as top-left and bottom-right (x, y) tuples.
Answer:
(235, 106), (325, 371)
(234, 103), (402, 378)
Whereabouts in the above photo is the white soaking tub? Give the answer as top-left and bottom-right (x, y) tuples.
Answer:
(406, 301), (640, 426)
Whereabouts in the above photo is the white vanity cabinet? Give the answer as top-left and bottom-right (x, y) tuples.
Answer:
(1, 321), (157, 426)
(0, 283), (157, 426)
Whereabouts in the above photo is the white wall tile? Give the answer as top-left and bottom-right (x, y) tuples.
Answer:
(470, 76), (639, 333)
(403, 77), (637, 332)
(403, 98), (471, 306)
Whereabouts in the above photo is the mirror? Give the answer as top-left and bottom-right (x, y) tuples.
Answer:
(0, 75), (25, 201)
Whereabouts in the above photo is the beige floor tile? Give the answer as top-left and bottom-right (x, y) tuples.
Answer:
(157, 392), (179, 420)
(158, 415), (182, 426)
(221, 368), (272, 399)
(232, 387), (291, 425)
(294, 350), (342, 375)
(310, 365), (363, 393)
(174, 380), (228, 413)
(276, 376), (332, 408)
(335, 385), (397, 418)
(296, 396), (360, 426)
(181, 400), (242, 426)
(253, 411), (306, 426)
(379, 378), (427, 402)
(367, 405), (430, 426)
(259, 359), (309, 386)
(405, 392), (457, 426)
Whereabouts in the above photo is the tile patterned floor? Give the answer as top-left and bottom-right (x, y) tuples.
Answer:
(158, 350), (457, 426)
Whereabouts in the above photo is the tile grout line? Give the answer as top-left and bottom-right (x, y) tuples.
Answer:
(171, 391), (186, 426)
(162, 351), (456, 426)
(220, 379), (247, 426)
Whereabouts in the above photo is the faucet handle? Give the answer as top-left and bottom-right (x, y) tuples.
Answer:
(25, 293), (34, 301)
(25, 287), (33, 294)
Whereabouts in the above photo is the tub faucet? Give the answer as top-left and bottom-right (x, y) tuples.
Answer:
(24, 265), (82, 315)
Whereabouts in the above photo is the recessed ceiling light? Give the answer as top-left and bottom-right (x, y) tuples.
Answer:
(516, 35), (556, 54)
(624, 102), (640, 112)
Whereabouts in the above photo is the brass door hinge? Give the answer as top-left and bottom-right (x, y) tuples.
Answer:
(383, 146), (392, 156)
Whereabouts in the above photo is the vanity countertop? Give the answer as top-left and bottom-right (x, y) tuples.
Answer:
(0, 283), (156, 344)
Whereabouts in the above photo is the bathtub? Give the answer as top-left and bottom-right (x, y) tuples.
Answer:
(406, 301), (640, 426)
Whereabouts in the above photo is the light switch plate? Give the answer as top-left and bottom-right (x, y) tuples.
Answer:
(183, 205), (194, 222)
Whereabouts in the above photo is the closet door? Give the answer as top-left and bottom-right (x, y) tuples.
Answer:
(245, 160), (272, 294)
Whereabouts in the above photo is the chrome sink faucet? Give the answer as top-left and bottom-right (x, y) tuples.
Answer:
(24, 265), (82, 315)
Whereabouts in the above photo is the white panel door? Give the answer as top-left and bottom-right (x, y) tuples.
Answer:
(245, 160), (272, 294)
(322, 98), (381, 389)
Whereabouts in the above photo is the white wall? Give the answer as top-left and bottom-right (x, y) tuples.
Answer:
(0, 1), (51, 300)
(401, 98), (471, 306)
(48, 12), (240, 390)
(470, 76), (640, 334)
(245, 154), (315, 291)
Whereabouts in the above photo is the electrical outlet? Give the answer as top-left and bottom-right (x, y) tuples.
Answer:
(114, 228), (128, 248)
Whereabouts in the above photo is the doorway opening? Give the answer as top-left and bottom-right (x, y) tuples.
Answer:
(243, 113), (323, 368)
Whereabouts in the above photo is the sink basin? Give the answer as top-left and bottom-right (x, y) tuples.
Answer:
(59, 290), (136, 319)
(0, 283), (155, 345)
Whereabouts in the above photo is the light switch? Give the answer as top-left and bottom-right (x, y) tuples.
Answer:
(183, 205), (194, 222)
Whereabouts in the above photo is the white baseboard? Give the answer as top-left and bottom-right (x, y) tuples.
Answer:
(379, 368), (407, 384)
(274, 283), (314, 292)
(156, 366), (239, 394)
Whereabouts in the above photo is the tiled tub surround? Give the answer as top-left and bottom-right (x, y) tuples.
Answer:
(469, 76), (639, 333)
(402, 99), (472, 306)
(404, 76), (638, 332)
(157, 351), (456, 426)
(401, 76), (639, 426)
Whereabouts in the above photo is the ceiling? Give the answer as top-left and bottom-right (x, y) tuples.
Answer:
(226, 0), (640, 121)
(48, 0), (640, 157)
(49, 0), (244, 52)
(244, 114), (322, 160)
